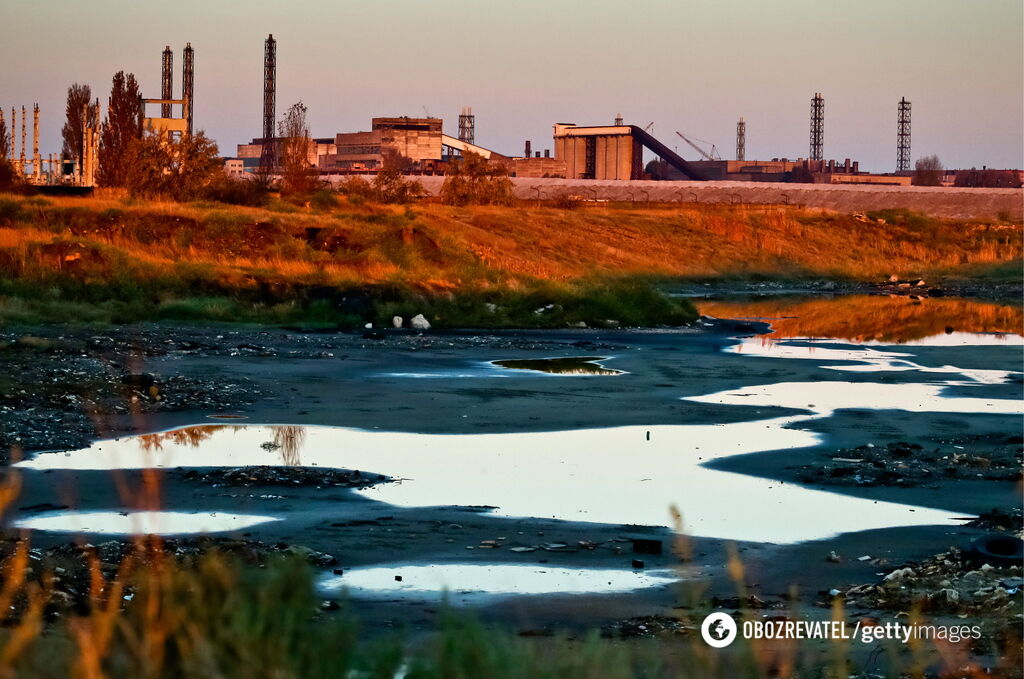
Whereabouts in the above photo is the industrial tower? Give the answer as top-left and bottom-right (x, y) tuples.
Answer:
(736, 117), (745, 161)
(183, 43), (195, 135)
(897, 97), (911, 173)
(458, 107), (475, 145)
(161, 46), (173, 119)
(259, 34), (277, 171)
(809, 92), (824, 161)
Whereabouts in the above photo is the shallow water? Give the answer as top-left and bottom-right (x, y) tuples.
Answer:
(12, 295), (1022, 549)
(14, 510), (279, 535)
(491, 356), (625, 375)
(318, 563), (677, 603)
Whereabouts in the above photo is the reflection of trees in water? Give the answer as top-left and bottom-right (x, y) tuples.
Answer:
(273, 426), (306, 466)
(138, 425), (229, 451)
(698, 296), (1023, 343)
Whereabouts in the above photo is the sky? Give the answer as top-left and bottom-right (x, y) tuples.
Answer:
(2, 0), (1022, 172)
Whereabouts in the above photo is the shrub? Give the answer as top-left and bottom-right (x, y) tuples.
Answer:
(440, 152), (515, 206)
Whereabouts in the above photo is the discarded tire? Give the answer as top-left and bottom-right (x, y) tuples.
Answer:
(968, 535), (1024, 568)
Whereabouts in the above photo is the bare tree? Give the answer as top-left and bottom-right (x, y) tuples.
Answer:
(913, 155), (943, 186)
(278, 101), (318, 197)
(98, 71), (142, 187)
(61, 83), (92, 162)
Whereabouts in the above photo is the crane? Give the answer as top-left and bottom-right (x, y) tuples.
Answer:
(674, 131), (721, 161)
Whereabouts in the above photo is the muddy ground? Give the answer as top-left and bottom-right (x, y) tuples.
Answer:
(0, 316), (1021, 672)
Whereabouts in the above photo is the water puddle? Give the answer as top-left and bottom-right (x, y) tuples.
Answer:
(13, 510), (279, 535)
(491, 356), (624, 376)
(727, 337), (1021, 385)
(318, 563), (677, 603)
(697, 295), (1022, 343)
(685, 381), (1023, 418)
(17, 421), (967, 544)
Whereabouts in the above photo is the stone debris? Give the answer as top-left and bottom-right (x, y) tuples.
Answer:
(180, 466), (389, 489)
(830, 546), (1024, 616)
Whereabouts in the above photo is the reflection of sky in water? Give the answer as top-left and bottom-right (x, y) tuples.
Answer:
(14, 511), (279, 535)
(319, 563), (677, 603)
(727, 333), (1023, 385)
(15, 330), (1018, 544)
(18, 417), (967, 544)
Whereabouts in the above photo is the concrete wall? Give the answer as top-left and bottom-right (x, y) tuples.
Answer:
(342, 175), (1022, 219)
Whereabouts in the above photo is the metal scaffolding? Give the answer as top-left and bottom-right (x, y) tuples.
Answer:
(161, 46), (173, 118)
(809, 92), (824, 161)
(260, 34), (277, 171)
(458, 106), (475, 145)
(183, 43), (195, 135)
(897, 97), (911, 173)
(736, 117), (746, 161)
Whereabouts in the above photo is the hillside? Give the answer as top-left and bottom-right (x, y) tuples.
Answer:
(0, 193), (1020, 326)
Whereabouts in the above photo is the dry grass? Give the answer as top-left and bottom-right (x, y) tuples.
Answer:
(1, 194), (1020, 287)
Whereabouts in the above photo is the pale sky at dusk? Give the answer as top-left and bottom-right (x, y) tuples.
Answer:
(2, 0), (1021, 172)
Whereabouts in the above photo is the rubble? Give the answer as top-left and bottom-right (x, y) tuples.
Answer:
(795, 438), (1022, 487)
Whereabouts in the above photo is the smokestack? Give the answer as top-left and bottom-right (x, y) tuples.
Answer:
(161, 46), (173, 118)
(260, 34), (277, 170)
(183, 43), (195, 135)
(614, 113), (623, 126)
(544, 149), (550, 158)
(524, 140), (531, 158)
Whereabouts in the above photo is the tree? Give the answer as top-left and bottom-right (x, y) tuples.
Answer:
(439, 152), (515, 206)
(97, 71), (142, 187)
(913, 155), (943, 186)
(278, 101), (319, 198)
(61, 83), (92, 163)
(123, 131), (222, 200)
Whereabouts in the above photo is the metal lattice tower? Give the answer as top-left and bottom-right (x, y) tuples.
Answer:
(20, 106), (26, 169)
(809, 92), (824, 161)
(260, 34), (277, 171)
(736, 117), (746, 161)
(32, 103), (40, 179)
(183, 43), (194, 135)
(897, 97), (911, 173)
(458, 106), (475, 145)
(161, 46), (173, 118)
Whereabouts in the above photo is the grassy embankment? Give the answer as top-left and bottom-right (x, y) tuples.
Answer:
(0, 193), (1020, 326)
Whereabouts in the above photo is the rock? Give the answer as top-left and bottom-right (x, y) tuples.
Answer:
(394, 575), (403, 582)
(888, 274), (899, 282)
(364, 322), (372, 329)
(321, 600), (340, 611)
(410, 314), (431, 331)
(484, 303), (497, 313)
(604, 320), (621, 329)
(828, 588), (842, 597)
(391, 316), (403, 329)
(121, 373), (156, 389)
(827, 551), (841, 563)
(631, 559), (645, 569)
(633, 539), (663, 555)
(884, 569), (917, 585)
(820, 281), (837, 291)
(570, 321), (587, 328)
